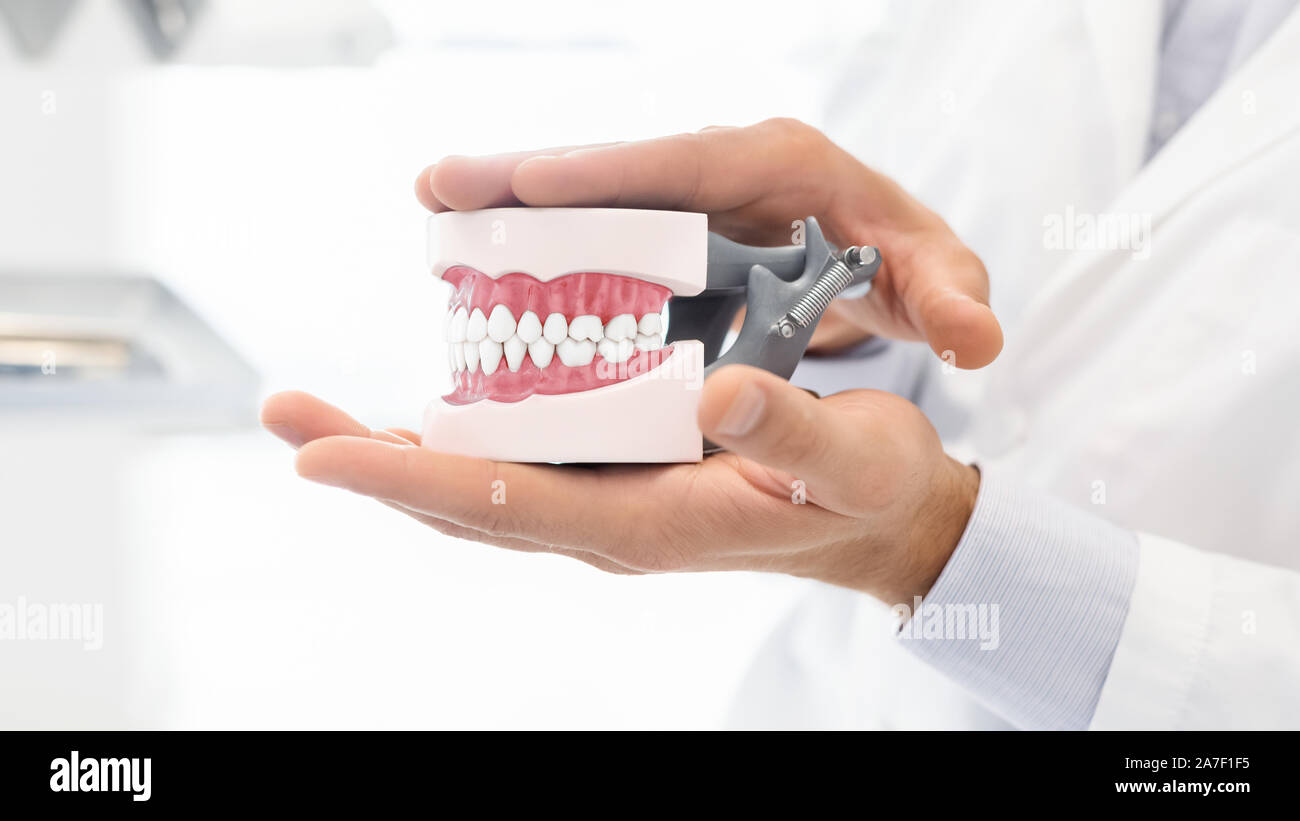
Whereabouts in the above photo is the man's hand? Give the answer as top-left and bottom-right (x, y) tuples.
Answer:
(262, 369), (978, 603)
(263, 119), (1001, 603)
(415, 118), (1002, 367)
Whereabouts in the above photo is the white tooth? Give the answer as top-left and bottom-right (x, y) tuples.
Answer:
(543, 313), (568, 344)
(638, 313), (661, 336)
(604, 313), (637, 341)
(479, 339), (503, 375)
(598, 337), (635, 363)
(516, 310), (543, 344)
(503, 336), (527, 371)
(568, 315), (604, 342)
(557, 337), (596, 367)
(487, 305), (516, 343)
(444, 308), (455, 342)
(449, 307), (469, 342)
(447, 345), (457, 372)
(463, 340), (480, 372)
(466, 308), (488, 342)
(453, 342), (467, 372)
(528, 338), (554, 369)
(634, 333), (662, 351)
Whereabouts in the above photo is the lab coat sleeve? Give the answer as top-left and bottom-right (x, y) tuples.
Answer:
(1091, 534), (1300, 729)
(899, 467), (1300, 730)
(897, 467), (1140, 729)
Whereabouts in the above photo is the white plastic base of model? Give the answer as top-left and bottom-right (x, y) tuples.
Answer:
(428, 208), (708, 296)
(422, 341), (705, 463)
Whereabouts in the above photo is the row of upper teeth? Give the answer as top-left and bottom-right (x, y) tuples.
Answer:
(445, 306), (665, 374)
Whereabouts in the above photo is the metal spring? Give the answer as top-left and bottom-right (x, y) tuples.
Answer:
(785, 257), (856, 329)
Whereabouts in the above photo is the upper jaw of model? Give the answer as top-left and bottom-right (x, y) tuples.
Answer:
(423, 208), (709, 463)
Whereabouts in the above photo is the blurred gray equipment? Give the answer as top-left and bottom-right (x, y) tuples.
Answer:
(0, 0), (390, 64)
(0, 273), (257, 429)
(123, 0), (206, 58)
(0, 0), (79, 57)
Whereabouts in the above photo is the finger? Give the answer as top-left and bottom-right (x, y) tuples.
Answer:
(698, 366), (849, 488)
(916, 289), (1002, 369)
(896, 241), (1003, 369)
(420, 143), (616, 212)
(697, 365), (896, 513)
(294, 436), (650, 553)
(413, 165), (449, 212)
(261, 391), (422, 450)
(261, 390), (369, 447)
(510, 119), (824, 212)
(843, 239), (1003, 369)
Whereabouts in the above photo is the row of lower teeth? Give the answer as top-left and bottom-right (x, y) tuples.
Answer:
(445, 307), (664, 374)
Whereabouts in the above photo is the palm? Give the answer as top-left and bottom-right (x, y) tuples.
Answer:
(263, 390), (877, 576)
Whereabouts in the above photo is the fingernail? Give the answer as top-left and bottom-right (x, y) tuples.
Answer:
(264, 422), (306, 449)
(716, 382), (766, 437)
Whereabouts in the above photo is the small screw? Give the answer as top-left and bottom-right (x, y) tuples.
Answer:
(844, 246), (876, 268)
(776, 319), (796, 338)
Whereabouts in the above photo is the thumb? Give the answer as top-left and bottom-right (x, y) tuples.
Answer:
(698, 365), (868, 495)
(912, 285), (1003, 370)
(895, 239), (1003, 369)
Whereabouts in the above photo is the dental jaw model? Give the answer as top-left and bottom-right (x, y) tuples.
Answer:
(422, 208), (880, 463)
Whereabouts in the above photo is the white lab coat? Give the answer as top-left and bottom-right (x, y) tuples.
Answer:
(731, 0), (1300, 729)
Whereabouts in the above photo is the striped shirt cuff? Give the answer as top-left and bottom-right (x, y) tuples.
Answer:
(897, 467), (1140, 729)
